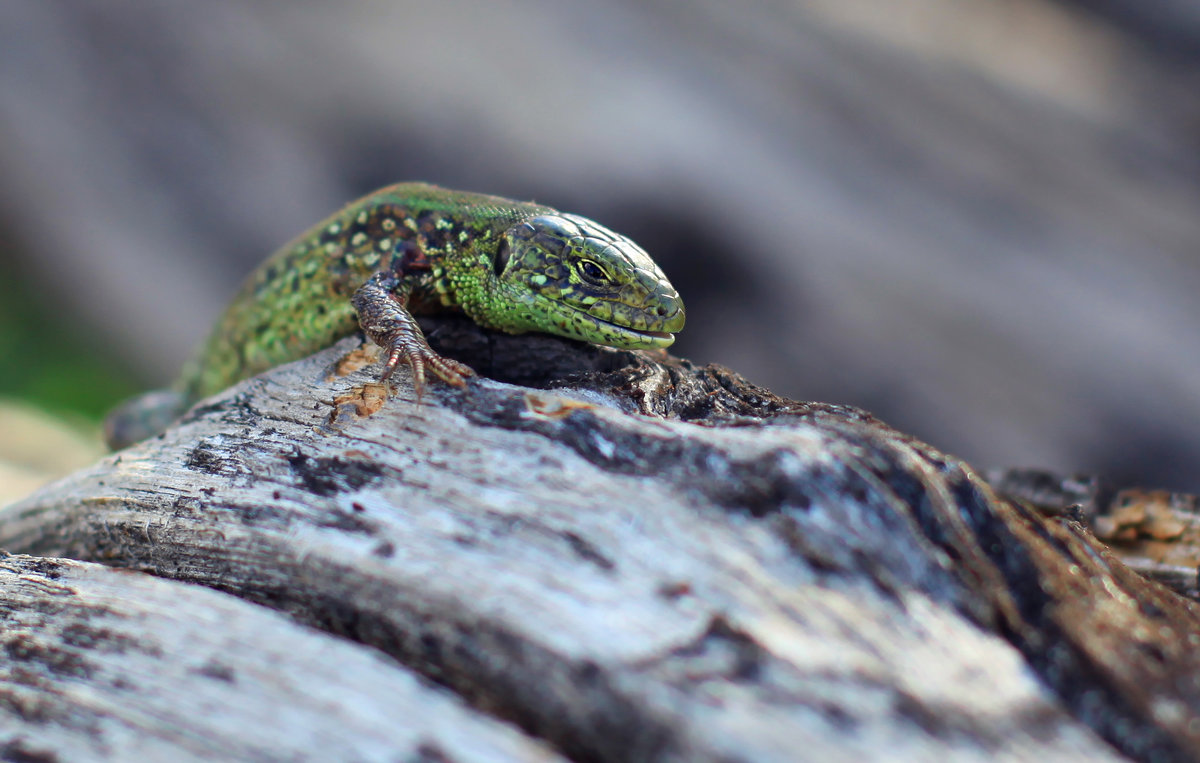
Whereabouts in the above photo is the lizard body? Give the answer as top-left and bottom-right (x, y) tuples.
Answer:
(104, 182), (685, 448)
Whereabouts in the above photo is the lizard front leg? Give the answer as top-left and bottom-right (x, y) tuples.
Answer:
(351, 272), (475, 399)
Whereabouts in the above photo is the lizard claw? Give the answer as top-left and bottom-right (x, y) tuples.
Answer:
(379, 333), (474, 402)
(353, 273), (474, 403)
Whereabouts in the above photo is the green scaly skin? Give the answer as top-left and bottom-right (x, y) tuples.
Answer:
(104, 182), (685, 449)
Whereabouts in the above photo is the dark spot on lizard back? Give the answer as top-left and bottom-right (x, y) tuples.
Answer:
(417, 211), (441, 235)
(396, 238), (430, 274)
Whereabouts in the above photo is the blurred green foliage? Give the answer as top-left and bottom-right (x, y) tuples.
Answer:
(0, 256), (138, 421)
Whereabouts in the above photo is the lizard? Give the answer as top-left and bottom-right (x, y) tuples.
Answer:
(103, 182), (685, 449)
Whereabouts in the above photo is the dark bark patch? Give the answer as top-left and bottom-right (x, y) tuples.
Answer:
(561, 531), (615, 572)
(0, 736), (61, 763)
(286, 452), (385, 498)
(1, 636), (93, 681)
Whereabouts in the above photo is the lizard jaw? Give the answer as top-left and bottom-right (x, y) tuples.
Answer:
(569, 310), (678, 349)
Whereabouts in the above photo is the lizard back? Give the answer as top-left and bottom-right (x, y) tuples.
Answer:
(178, 183), (551, 403)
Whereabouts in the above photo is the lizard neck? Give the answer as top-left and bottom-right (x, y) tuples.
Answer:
(428, 233), (506, 322)
(415, 211), (541, 330)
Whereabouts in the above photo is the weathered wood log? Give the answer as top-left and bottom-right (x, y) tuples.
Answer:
(0, 553), (562, 762)
(988, 467), (1200, 601)
(4, 320), (1200, 762)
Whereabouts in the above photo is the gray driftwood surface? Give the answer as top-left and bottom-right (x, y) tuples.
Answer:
(4, 320), (1200, 762)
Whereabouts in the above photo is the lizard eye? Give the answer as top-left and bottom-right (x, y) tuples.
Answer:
(577, 259), (609, 283)
(493, 238), (511, 277)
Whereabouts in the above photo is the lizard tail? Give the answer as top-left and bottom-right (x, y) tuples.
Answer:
(103, 389), (187, 451)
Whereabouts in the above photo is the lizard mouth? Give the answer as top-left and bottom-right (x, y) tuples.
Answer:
(579, 312), (677, 349)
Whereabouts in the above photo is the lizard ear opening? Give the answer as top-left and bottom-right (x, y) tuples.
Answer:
(493, 237), (511, 277)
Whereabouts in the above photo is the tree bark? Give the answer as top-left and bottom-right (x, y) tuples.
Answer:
(4, 319), (1199, 762)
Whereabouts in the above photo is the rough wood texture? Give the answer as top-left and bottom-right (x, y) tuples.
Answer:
(5, 321), (1200, 762)
(988, 467), (1200, 601)
(0, 553), (561, 763)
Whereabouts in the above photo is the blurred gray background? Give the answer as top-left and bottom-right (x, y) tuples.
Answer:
(2, 0), (1200, 489)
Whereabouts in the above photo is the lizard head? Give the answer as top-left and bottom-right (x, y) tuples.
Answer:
(486, 213), (685, 349)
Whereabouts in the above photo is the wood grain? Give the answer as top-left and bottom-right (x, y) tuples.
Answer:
(6, 322), (1198, 761)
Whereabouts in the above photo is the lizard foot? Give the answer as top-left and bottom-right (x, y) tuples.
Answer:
(353, 272), (475, 401)
(378, 333), (475, 402)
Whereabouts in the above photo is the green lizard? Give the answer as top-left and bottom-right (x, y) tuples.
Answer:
(104, 182), (685, 449)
